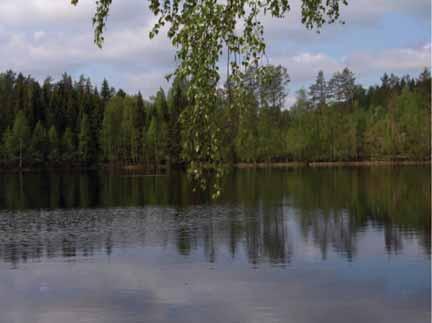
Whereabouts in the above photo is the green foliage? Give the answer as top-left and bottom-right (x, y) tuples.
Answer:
(100, 96), (123, 162)
(72, 0), (348, 196)
(1, 127), (14, 160)
(62, 127), (76, 161)
(258, 65), (290, 110)
(309, 70), (327, 108)
(101, 79), (112, 104)
(31, 121), (48, 162)
(79, 113), (91, 163)
(167, 77), (188, 165)
(328, 67), (356, 104)
(284, 69), (431, 162)
(257, 106), (280, 161)
(235, 92), (258, 163)
(146, 114), (169, 166)
(48, 126), (59, 162)
(12, 110), (30, 145)
(0, 68), (430, 173)
(122, 96), (143, 163)
(2, 111), (31, 166)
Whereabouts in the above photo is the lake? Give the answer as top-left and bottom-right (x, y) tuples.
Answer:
(0, 167), (430, 323)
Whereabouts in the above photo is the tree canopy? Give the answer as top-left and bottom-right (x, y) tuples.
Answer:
(1, 67), (430, 173)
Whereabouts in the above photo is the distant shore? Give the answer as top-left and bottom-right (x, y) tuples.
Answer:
(0, 160), (430, 174)
(235, 160), (431, 168)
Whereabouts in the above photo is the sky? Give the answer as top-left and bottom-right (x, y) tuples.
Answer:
(0, 0), (430, 107)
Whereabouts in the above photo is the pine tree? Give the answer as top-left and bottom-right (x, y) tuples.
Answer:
(136, 91), (147, 129)
(101, 79), (111, 104)
(258, 65), (290, 110)
(309, 70), (327, 108)
(328, 68), (356, 105)
(154, 88), (169, 121)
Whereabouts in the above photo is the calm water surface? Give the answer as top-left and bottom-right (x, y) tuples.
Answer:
(0, 167), (430, 323)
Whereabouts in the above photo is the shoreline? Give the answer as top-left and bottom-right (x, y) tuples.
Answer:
(235, 160), (431, 168)
(0, 160), (430, 173)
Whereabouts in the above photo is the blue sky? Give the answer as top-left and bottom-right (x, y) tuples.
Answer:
(0, 0), (430, 106)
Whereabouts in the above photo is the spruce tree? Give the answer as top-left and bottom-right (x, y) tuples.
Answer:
(309, 71), (328, 108)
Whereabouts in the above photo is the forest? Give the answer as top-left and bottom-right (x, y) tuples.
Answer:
(0, 66), (430, 169)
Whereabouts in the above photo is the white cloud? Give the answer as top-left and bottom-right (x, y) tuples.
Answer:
(33, 31), (46, 41)
(342, 0), (431, 24)
(126, 69), (173, 97)
(0, 19), (175, 97)
(272, 52), (343, 83)
(0, 0), (430, 99)
(272, 42), (430, 88)
(261, 0), (430, 46)
(347, 43), (431, 73)
(0, 0), (154, 29)
(0, 0), (94, 27)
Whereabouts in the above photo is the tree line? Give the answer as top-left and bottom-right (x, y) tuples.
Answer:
(0, 66), (430, 169)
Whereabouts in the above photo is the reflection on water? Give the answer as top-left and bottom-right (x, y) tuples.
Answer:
(0, 167), (430, 323)
(0, 167), (430, 266)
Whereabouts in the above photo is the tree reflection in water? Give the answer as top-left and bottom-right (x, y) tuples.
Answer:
(0, 167), (429, 268)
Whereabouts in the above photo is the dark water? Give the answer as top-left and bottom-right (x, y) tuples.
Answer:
(0, 167), (430, 323)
